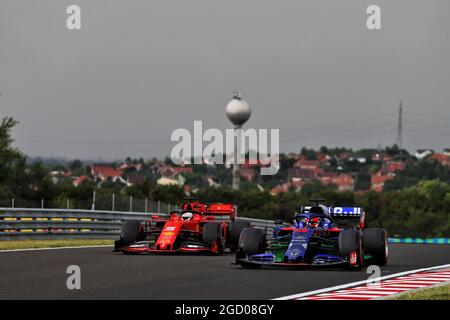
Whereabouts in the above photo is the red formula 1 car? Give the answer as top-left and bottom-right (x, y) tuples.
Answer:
(114, 199), (250, 254)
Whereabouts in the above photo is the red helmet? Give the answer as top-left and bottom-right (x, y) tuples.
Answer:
(309, 217), (321, 228)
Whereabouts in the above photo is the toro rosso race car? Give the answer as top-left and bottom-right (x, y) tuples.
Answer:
(114, 199), (250, 254)
(235, 200), (388, 269)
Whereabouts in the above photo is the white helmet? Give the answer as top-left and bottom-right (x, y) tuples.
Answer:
(319, 204), (330, 216)
(181, 212), (193, 221)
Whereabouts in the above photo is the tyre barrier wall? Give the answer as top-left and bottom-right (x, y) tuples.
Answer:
(388, 238), (450, 245)
(0, 208), (283, 240)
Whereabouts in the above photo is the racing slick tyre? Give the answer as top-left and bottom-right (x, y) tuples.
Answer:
(338, 229), (364, 269)
(228, 220), (251, 252)
(115, 220), (143, 253)
(363, 228), (388, 266)
(202, 222), (224, 254)
(235, 228), (265, 268)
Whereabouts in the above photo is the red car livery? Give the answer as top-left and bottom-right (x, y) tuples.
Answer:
(114, 200), (251, 254)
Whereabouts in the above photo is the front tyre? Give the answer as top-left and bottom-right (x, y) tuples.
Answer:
(235, 228), (265, 268)
(228, 220), (251, 252)
(120, 221), (143, 245)
(202, 222), (224, 254)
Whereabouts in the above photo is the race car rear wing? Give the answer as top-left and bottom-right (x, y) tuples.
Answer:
(331, 207), (363, 217)
(300, 206), (362, 216)
(330, 207), (364, 229)
(206, 203), (236, 220)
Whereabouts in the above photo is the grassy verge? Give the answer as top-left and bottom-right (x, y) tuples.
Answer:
(395, 283), (450, 300)
(0, 239), (113, 250)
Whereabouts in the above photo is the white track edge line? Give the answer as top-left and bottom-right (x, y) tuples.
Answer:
(272, 263), (450, 300)
(0, 245), (113, 253)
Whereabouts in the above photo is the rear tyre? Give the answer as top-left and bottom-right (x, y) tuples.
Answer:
(363, 228), (388, 266)
(338, 229), (364, 269)
(202, 222), (224, 254)
(228, 220), (251, 252)
(120, 220), (143, 246)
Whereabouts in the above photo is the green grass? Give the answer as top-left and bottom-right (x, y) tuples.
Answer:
(0, 239), (113, 250)
(395, 283), (450, 300)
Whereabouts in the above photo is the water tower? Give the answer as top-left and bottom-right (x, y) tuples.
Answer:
(226, 91), (251, 190)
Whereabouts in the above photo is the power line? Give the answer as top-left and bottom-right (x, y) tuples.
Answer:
(281, 112), (395, 135)
(404, 127), (450, 135)
(310, 128), (395, 145)
(407, 112), (450, 120)
(280, 121), (396, 142)
(404, 120), (450, 128)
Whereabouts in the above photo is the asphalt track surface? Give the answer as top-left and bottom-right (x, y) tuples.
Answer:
(0, 244), (448, 299)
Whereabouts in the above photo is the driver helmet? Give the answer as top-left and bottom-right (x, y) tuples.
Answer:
(309, 217), (321, 228)
(181, 212), (193, 221)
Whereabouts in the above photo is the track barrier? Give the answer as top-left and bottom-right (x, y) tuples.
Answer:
(0, 207), (447, 243)
(388, 238), (450, 245)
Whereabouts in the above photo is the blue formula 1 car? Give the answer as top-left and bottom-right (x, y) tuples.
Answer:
(235, 200), (388, 269)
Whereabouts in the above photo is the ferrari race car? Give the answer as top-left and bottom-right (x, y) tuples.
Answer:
(235, 200), (388, 269)
(114, 199), (251, 254)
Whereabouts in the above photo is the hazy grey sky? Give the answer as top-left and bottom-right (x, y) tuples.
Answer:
(1, 1), (449, 160)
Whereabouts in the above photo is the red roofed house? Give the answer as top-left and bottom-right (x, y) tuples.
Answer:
(92, 164), (124, 179)
(320, 173), (354, 191)
(288, 168), (321, 180)
(385, 161), (406, 174)
(91, 164), (128, 186)
(429, 153), (450, 167)
(294, 159), (320, 170)
(156, 166), (189, 186)
(369, 161), (406, 192)
(157, 166), (192, 180)
(372, 153), (394, 162)
(371, 173), (394, 192)
(333, 174), (355, 191)
(318, 172), (338, 186)
(315, 152), (330, 164)
(157, 166), (177, 179)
